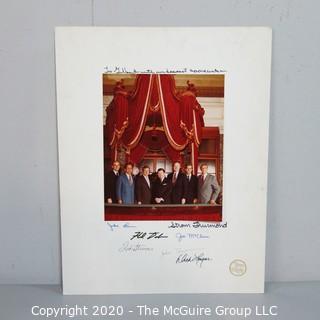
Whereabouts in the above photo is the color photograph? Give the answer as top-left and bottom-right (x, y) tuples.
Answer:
(103, 74), (224, 221)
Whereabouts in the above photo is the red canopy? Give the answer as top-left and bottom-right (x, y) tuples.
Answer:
(105, 74), (205, 172)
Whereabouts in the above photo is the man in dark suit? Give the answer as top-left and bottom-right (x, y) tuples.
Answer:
(153, 168), (172, 204)
(135, 165), (152, 204)
(105, 160), (121, 204)
(167, 161), (187, 204)
(185, 164), (198, 204)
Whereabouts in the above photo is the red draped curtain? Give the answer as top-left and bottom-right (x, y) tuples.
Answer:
(158, 75), (188, 150)
(105, 74), (205, 173)
(179, 91), (205, 145)
(122, 75), (153, 149)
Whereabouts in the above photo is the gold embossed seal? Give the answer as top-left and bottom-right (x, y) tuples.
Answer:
(229, 259), (247, 276)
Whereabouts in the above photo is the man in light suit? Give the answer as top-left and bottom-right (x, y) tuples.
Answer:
(197, 163), (221, 204)
(116, 162), (135, 204)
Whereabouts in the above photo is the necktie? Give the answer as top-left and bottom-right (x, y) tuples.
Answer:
(129, 175), (133, 185)
(145, 176), (150, 187)
(172, 173), (177, 184)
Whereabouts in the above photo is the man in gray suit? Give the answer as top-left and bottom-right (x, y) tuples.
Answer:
(197, 163), (221, 204)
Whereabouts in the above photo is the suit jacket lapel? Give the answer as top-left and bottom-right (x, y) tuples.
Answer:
(200, 174), (209, 187)
(203, 174), (210, 187)
(142, 176), (150, 189)
(125, 174), (133, 187)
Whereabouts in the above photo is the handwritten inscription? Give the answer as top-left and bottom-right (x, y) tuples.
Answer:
(161, 249), (171, 256)
(130, 232), (168, 240)
(176, 233), (209, 242)
(169, 221), (227, 229)
(176, 252), (212, 268)
(107, 222), (136, 231)
(118, 241), (154, 253)
(104, 66), (226, 74)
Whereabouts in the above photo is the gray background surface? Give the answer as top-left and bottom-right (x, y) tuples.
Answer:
(0, 0), (319, 285)
(0, 283), (319, 319)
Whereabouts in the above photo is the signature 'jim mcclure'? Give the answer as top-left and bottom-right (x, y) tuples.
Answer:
(176, 252), (212, 268)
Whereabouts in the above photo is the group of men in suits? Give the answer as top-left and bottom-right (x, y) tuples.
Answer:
(104, 160), (221, 205)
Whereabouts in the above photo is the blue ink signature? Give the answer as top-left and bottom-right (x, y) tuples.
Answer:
(176, 233), (210, 242)
(107, 222), (136, 231)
